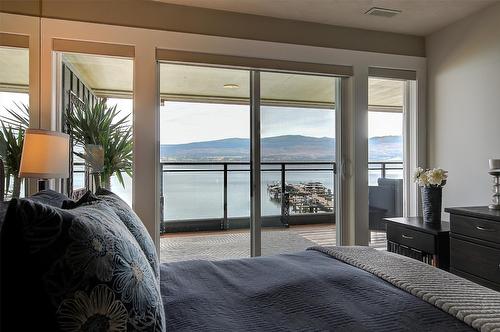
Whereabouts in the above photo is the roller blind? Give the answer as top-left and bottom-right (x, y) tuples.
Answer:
(53, 39), (134, 58)
(157, 48), (353, 77)
(369, 67), (416, 80)
(0, 33), (29, 48)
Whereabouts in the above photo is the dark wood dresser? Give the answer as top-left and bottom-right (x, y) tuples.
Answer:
(445, 207), (500, 291)
(385, 217), (450, 270)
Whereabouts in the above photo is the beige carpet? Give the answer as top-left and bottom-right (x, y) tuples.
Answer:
(160, 225), (386, 263)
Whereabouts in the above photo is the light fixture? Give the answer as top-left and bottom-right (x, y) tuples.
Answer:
(223, 84), (240, 89)
(365, 7), (401, 18)
(19, 129), (70, 191)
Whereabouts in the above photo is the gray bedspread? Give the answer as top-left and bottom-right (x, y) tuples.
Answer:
(160, 250), (474, 331)
(312, 246), (500, 332)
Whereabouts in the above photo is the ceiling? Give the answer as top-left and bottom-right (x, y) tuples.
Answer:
(63, 53), (134, 93)
(160, 64), (339, 107)
(153, 0), (498, 36)
(0, 51), (404, 109)
(0, 47), (29, 92)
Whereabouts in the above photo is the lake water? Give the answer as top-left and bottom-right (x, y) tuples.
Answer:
(162, 171), (334, 220)
(161, 170), (401, 220)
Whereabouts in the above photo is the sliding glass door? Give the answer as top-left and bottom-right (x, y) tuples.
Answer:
(260, 72), (338, 255)
(158, 63), (340, 262)
(159, 64), (251, 262)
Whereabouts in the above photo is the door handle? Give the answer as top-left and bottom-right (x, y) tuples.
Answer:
(475, 225), (496, 232)
(402, 234), (413, 240)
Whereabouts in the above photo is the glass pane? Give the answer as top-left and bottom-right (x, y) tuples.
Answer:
(61, 53), (133, 205)
(262, 171), (281, 217)
(260, 71), (337, 256)
(286, 171), (334, 215)
(0, 46), (29, 199)
(368, 77), (405, 249)
(164, 171), (223, 220)
(227, 171), (249, 218)
(159, 63), (250, 262)
(107, 98), (133, 206)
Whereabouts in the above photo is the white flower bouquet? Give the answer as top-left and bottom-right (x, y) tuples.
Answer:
(413, 167), (448, 188)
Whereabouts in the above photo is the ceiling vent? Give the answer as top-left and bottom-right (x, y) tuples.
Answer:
(365, 7), (401, 18)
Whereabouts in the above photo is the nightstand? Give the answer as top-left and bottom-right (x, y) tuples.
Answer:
(445, 207), (500, 291)
(385, 217), (450, 270)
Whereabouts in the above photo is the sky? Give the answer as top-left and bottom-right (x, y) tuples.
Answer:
(0, 93), (403, 145)
(160, 101), (403, 144)
(0, 92), (29, 118)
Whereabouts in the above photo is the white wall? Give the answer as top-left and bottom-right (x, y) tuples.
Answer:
(427, 2), (500, 215)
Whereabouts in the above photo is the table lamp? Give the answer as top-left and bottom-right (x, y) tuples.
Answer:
(19, 129), (70, 191)
(488, 159), (500, 210)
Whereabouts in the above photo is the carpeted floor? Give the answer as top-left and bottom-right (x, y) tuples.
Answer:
(160, 225), (386, 262)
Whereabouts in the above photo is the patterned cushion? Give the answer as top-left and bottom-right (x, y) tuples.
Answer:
(95, 188), (160, 282)
(61, 190), (99, 209)
(0, 198), (165, 332)
(28, 189), (74, 208)
(0, 201), (9, 231)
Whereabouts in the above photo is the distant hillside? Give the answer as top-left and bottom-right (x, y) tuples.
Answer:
(161, 135), (402, 162)
(162, 137), (250, 161)
(368, 135), (403, 161)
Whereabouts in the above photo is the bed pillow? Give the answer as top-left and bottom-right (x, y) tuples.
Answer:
(61, 190), (99, 209)
(95, 188), (160, 282)
(27, 189), (74, 208)
(0, 198), (165, 332)
(0, 201), (8, 232)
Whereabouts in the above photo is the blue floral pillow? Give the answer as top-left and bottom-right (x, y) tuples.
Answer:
(95, 188), (160, 282)
(0, 198), (165, 332)
(27, 189), (74, 207)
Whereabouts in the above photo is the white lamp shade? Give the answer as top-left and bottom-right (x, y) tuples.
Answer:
(19, 129), (70, 179)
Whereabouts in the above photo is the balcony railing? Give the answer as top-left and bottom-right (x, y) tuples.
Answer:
(160, 161), (336, 232)
(368, 161), (404, 180)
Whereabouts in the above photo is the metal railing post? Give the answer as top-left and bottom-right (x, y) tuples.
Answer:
(159, 166), (165, 233)
(280, 163), (289, 227)
(223, 163), (228, 230)
(250, 71), (262, 257)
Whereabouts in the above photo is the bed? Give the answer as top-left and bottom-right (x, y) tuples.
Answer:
(161, 247), (499, 332)
(1, 190), (499, 332)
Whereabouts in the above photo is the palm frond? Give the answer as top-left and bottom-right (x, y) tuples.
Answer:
(0, 103), (28, 179)
(1, 102), (29, 129)
(67, 99), (133, 188)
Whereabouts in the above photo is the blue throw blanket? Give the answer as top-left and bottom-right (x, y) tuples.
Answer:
(160, 250), (473, 331)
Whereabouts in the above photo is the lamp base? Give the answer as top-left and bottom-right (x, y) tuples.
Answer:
(38, 179), (49, 192)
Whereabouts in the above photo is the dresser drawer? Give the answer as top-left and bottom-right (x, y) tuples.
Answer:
(450, 237), (500, 284)
(450, 214), (500, 244)
(387, 224), (435, 253)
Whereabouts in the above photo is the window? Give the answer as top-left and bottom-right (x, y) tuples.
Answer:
(60, 52), (133, 205)
(368, 76), (415, 249)
(0, 45), (30, 199)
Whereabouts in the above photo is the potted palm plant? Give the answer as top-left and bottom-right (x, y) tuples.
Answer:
(0, 102), (29, 199)
(67, 98), (132, 190)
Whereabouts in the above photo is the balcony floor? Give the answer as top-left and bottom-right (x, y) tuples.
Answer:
(160, 224), (386, 263)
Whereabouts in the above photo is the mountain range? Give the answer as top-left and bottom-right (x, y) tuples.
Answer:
(161, 135), (402, 162)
